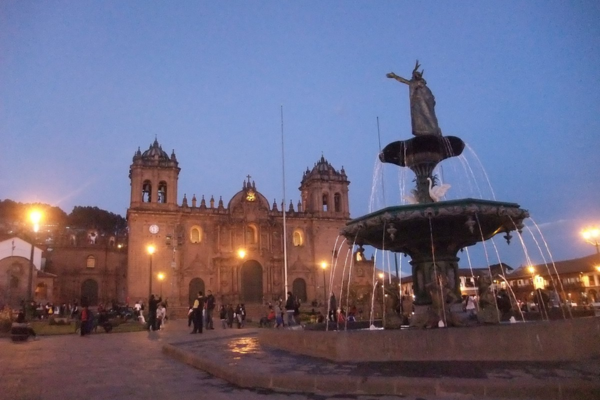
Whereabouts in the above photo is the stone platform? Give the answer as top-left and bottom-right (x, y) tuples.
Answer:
(258, 317), (600, 362)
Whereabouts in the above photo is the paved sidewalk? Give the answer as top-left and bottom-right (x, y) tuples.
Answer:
(0, 320), (463, 400)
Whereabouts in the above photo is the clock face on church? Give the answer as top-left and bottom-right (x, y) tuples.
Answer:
(246, 190), (256, 202)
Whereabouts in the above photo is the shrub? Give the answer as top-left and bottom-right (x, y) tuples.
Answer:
(48, 317), (57, 325)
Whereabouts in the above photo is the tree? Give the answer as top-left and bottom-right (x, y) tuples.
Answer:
(67, 206), (127, 234)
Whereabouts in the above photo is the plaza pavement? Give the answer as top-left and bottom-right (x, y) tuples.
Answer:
(1, 318), (599, 400)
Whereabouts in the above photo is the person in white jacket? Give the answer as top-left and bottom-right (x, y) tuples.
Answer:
(156, 304), (166, 330)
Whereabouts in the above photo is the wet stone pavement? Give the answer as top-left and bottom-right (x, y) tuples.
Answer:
(1, 319), (599, 400)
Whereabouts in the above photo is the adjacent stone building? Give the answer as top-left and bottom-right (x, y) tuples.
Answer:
(126, 139), (351, 309)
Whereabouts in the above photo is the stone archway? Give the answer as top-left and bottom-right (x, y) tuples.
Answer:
(292, 278), (307, 303)
(188, 278), (205, 307)
(241, 260), (263, 303)
(81, 279), (98, 306)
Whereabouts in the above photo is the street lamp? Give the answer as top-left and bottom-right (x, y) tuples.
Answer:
(157, 272), (165, 297)
(320, 261), (327, 305)
(147, 245), (155, 299)
(582, 227), (600, 254)
(27, 210), (42, 301)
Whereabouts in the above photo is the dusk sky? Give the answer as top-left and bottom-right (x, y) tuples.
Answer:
(1, 2), (599, 272)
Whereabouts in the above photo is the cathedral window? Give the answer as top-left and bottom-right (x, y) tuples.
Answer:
(292, 229), (304, 247)
(190, 226), (203, 244)
(142, 181), (152, 203)
(334, 193), (341, 212)
(86, 255), (96, 268)
(158, 181), (167, 203)
(322, 193), (329, 212)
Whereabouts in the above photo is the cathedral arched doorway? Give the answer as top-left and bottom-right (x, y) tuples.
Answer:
(81, 279), (98, 306)
(188, 278), (205, 307)
(292, 278), (307, 303)
(241, 260), (263, 303)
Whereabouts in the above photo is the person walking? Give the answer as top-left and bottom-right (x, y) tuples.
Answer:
(219, 305), (227, 329)
(147, 294), (162, 331)
(329, 292), (337, 322)
(205, 290), (215, 330)
(226, 304), (234, 328)
(285, 292), (297, 326)
(80, 305), (89, 337)
(187, 306), (194, 328)
(274, 301), (284, 328)
(191, 291), (204, 334)
(156, 303), (166, 330)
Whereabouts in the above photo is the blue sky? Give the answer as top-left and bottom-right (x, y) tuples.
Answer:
(1, 1), (599, 271)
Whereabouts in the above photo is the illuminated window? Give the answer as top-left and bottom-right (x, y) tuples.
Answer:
(292, 229), (304, 247)
(190, 226), (202, 244)
(86, 255), (96, 268)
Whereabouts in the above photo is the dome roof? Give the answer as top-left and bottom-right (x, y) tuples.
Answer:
(133, 138), (178, 164)
(227, 178), (270, 211)
(141, 138), (170, 160)
(301, 155), (347, 184)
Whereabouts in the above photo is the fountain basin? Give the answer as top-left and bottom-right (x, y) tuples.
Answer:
(340, 198), (529, 254)
(259, 317), (600, 362)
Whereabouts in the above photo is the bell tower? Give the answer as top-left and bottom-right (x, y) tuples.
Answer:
(129, 138), (180, 211)
(299, 155), (350, 219)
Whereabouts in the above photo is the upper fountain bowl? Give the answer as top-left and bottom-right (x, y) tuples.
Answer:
(379, 135), (465, 167)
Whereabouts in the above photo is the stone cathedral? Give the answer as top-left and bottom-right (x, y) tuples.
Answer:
(127, 139), (351, 309)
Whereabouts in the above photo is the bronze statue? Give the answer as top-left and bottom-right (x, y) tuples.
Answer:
(387, 60), (442, 137)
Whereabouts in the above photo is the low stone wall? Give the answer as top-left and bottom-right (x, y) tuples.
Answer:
(259, 317), (600, 362)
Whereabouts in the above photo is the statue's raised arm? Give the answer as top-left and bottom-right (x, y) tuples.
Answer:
(387, 60), (442, 137)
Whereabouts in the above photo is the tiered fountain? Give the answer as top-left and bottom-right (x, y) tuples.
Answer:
(260, 62), (600, 363)
(340, 61), (529, 327)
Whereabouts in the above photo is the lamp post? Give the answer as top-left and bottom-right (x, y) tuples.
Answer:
(582, 227), (600, 254)
(147, 245), (155, 299)
(27, 210), (42, 302)
(320, 261), (327, 305)
(157, 272), (165, 297)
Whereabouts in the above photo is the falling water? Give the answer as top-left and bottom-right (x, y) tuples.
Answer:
(464, 143), (497, 200)
(343, 243), (356, 331)
(506, 217), (549, 321)
(369, 156), (385, 212)
(525, 218), (573, 319)
(326, 237), (347, 331)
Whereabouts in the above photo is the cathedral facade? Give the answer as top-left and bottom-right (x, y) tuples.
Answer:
(126, 139), (351, 308)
